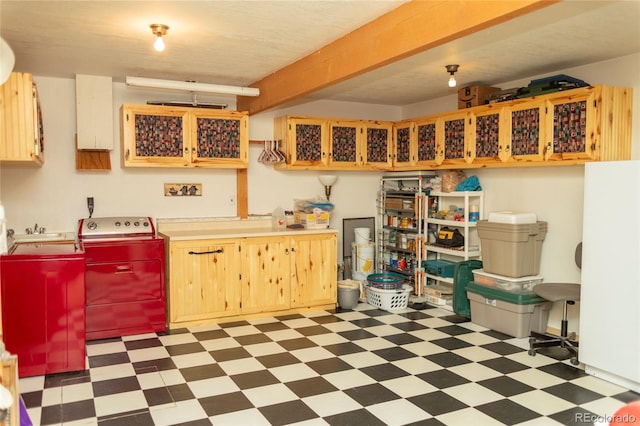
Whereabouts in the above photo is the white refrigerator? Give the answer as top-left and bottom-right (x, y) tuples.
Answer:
(580, 161), (640, 392)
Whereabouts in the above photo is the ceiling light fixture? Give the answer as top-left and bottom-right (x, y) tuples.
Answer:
(150, 24), (169, 52)
(126, 76), (261, 97)
(445, 64), (459, 88)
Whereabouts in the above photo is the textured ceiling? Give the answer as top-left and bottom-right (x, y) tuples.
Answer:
(1, 0), (638, 109)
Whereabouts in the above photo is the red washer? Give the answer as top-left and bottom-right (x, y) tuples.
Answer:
(78, 217), (166, 340)
(1, 243), (86, 377)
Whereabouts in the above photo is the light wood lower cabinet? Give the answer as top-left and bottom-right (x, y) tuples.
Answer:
(290, 233), (338, 308)
(167, 232), (337, 328)
(240, 236), (291, 314)
(168, 239), (241, 325)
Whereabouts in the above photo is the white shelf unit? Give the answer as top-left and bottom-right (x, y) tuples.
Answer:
(376, 174), (432, 294)
(422, 190), (484, 310)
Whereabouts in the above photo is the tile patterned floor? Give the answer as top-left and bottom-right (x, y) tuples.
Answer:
(19, 303), (640, 426)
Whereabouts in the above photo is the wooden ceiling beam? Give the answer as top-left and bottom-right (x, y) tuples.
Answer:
(237, 0), (558, 115)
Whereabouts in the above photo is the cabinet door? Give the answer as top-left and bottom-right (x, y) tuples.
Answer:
(328, 120), (360, 168)
(285, 117), (328, 167)
(392, 122), (414, 168)
(468, 105), (508, 164)
(361, 121), (393, 169)
(121, 105), (191, 167)
(545, 90), (597, 161)
(438, 111), (472, 166)
(0, 72), (44, 166)
(506, 100), (547, 162)
(191, 110), (249, 168)
(169, 240), (240, 324)
(415, 117), (440, 168)
(290, 233), (337, 308)
(241, 236), (291, 314)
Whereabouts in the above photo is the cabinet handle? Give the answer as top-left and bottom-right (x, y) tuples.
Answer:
(188, 249), (224, 255)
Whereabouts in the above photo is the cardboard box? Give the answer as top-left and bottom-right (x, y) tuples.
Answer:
(294, 211), (330, 229)
(458, 85), (501, 109)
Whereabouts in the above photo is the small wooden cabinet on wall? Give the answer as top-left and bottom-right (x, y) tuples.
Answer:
(0, 72), (44, 166)
(121, 104), (248, 168)
(276, 85), (632, 171)
(273, 115), (393, 170)
(165, 231), (337, 329)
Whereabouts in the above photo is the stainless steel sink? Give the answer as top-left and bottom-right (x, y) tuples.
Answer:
(11, 232), (75, 244)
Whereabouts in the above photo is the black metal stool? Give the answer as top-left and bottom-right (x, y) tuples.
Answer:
(528, 243), (582, 365)
(528, 283), (581, 365)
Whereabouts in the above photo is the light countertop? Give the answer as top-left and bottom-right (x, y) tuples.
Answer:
(157, 217), (337, 241)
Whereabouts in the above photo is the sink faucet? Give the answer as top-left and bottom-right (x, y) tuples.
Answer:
(33, 223), (39, 234)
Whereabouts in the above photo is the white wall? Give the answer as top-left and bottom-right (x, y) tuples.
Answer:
(1, 53), (638, 331)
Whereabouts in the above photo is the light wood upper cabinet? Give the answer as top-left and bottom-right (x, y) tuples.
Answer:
(544, 88), (597, 161)
(290, 233), (337, 308)
(392, 122), (414, 168)
(240, 236), (291, 314)
(328, 120), (360, 168)
(0, 72), (44, 166)
(168, 239), (241, 326)
(121, 104), (248, 168)
(274, 116), (328, 168)
(467, 104), (509, 165)
(505, 99), (548, 163)
(438, 110), (473, 167)
(274, 115), (393, 170)
(276, 85), (631, 171)
(361, 121), (393, 170)
(415, 117), (440, 168)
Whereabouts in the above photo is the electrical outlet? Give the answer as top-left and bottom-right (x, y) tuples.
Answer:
(228, 195), (236, 205)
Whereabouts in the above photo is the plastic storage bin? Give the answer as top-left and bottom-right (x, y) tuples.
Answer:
(488, 211), (537, 224)
(472, 269), (542, 294)
(466, 282), (552, 338)
(452, 259), (483, 318)
(424, 259), (457, 278)
(477, 220), (547, 277)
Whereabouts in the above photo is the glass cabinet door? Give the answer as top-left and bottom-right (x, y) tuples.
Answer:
(192, 110), (248, 167)
(507, 99), (547, 162)
(415, 118), (440, 168)
(545, 90), (596, 161)
(393, 123), (414, 168)
(438, 111), (472, 166)
(328, 121), (360, 168)
(362, 122), (393, 169)
(468, 105), (508, 164)
(288, 118), (328, 167)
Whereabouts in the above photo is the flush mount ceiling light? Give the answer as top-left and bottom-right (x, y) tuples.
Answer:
(150, 23), (169, 52)
(126, 76), (261, 97)
(445, 64), (459, 88)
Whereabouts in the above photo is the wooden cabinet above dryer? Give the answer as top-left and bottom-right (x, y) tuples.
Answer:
(121, 104), (248, 168)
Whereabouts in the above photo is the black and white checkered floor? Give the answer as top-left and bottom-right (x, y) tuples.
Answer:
(19, 303), (640, 426)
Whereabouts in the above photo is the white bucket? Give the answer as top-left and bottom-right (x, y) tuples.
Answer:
(354, 227), (371, 244)
(352, 242), (375, 281)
